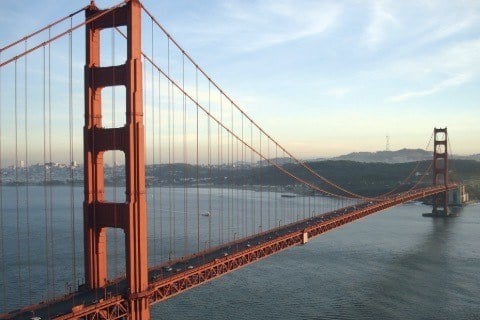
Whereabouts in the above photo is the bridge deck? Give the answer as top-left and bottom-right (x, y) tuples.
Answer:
(4, 185), (456, 320)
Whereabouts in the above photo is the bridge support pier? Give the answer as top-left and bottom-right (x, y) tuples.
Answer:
(84, 1), (149, 319)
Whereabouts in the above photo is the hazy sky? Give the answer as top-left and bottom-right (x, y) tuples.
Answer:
(1, 0), (479, 159)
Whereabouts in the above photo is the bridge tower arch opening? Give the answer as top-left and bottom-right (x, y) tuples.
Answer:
(84, 1), (149, 319)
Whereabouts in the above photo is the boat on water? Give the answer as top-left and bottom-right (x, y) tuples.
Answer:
(201, 211), (211, 217)
(281, 194), (296, 198)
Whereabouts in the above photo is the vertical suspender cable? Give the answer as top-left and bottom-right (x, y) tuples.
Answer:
(157, 69), (163, 261)
(234, 110), (237, 240)
(329, 193), (332, 212)
(24, 39), (32, 305)
(250, 121), (254, 234)
(68, 17), (76, 294)
(228, 97), (231, 241)
(167, 37), (173, 261)
(219, 93), (223, 243)
(0, 50), (5, 313)
(312, 183), (315, 217)
(319, 191), (323, 215)
(231, 103), (234, 241)
(226, 99), (230, 241)
(308, 185), (311, 218)
(259, 129), (262, 233)
(217, 97), (220, 245)
(42, 46), (51, 304)
(282, 149), (286, 224)
(151, 18), (158, 266)
(447, 136), (460, 184)
(295, 155), (299, 221)
(231, 102), (235, 241)
(196, 67), (200, 253)
(48, 28), (55, 296)
(14, 60), (23, 303)
(302, 182), (306, 220)
(208, 82), (211, 248)
(241, 115), (245, 237)
(274, 144), (278, 228)
(182, 53), (187, 257)
(171, 56), (176, 259)
(267, 139), (270, 229)
(325, 192), (328, 213)
(236, 112), (240, 239)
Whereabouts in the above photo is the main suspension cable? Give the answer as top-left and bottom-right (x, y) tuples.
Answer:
(0, 6), (86, 53)
(140, 4), (372, 200)
(377, 131), (435, 198)
(0, 1), (126, 68)
(114, 28), (351, 201)
(136, 50), (356, 199)
(447, 136), (462, 184)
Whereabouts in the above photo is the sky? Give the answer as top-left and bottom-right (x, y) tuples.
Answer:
(0, 0), (479, 161)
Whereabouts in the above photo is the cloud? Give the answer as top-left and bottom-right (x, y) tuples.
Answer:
(384, 38), (480, 102)
(189, 0), (343, 53)
(324, 87), (351, 98)
(363, 0), (397, 50)
(387, 74), (469, 102)
(422, 16), (477, 45)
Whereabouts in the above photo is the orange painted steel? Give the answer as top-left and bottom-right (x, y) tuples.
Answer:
(147, 185), (457, 304)
(42, 184), (455, 320)
(432, 128), (449, 214)
(84, 1), (149, 319)
(54, 297), (129, 320)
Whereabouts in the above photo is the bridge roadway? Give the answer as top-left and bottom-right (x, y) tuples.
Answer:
(4, 184), (457, 320)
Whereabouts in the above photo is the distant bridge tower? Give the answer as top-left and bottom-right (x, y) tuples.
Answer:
(84, 1), (149, 319)
(432, 127), (449, 215)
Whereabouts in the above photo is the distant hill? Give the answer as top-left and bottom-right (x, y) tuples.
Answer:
(327, 149), (480, 163)
(331, 148), (431, 163)
(455, 153), (480, 161)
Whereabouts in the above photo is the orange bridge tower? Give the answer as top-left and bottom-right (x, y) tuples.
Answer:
(84, 1), (149, 319)
(432, 127), (449, 216)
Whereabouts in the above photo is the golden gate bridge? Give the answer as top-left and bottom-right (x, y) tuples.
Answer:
(0, 1), (461, 319)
